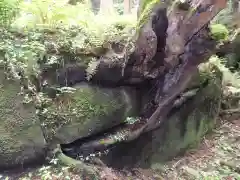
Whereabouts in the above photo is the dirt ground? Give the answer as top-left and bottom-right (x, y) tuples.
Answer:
(1, 118), (239, 180)
(157, 118), (240, 180)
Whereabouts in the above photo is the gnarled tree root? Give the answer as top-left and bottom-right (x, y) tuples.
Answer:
(53, 145), (100, 179)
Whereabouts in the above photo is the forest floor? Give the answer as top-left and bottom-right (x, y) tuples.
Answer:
(1, 118), (239, 180)
(156, 118), (240, 180)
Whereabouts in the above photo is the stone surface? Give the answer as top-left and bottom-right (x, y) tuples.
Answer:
(0, 70), (46, 169)
(100, 63), (223, 168)
(40, 82), (140, 145)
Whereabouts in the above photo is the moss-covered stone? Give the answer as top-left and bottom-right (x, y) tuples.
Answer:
(0, 69), (46, 168)
(151, 63), (223, 166)
(40, 83), (139, 144)
(100, 62), (223, 168)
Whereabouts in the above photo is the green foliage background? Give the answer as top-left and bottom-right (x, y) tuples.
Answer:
(0, 0), (19, 27)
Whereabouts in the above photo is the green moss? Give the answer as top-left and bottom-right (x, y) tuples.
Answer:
(0, 0), (19, 27)
(0, 27), (105, 83)
(0, 69), (46, 167)
(209, 23), (229, 41)
(54, 87), (120, 120)
(40, 84), (127, 143)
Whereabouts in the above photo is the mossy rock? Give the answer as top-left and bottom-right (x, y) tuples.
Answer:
(40, 82), (139, 144)
(100, 62), (223, 168)
(150, 64), (222, 165)
(0, 69), (46, 169)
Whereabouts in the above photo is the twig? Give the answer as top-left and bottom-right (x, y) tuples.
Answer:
(220, 108), (240, 114)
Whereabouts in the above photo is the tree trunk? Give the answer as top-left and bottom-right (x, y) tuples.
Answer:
(90, 0), (101, 14)
(86, 0), (227, 140)
(123, 0), (227, 140)
(124, 0), (131, 14)
(99, 0), (115, 15)
(68, 0), (101, 15)
(63, 0), (228, 152)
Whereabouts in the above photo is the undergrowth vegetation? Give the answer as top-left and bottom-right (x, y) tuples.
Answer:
(1, 0), (239, 88)
(209, 56), (240, 88)
(12, 0), (137, 41)
(0, 0), (19, 26)
(0, 0), (138, 84)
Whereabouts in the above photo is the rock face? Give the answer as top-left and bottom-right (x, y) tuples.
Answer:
(99, 63), (223, 168)
(0, 65), (139, 169)
(0, 70), (46, 169)
(39, 83), (140, 145)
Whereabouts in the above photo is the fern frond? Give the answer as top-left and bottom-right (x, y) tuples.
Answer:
(86, 57), (100, 81)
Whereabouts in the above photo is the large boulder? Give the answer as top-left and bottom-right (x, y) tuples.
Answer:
(39, 82), (140, 145)
(0, 69), (46, 169)
(99, 63), (223, 168)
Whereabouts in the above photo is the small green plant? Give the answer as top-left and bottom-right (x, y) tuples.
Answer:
(209, 55), (240, 88)
(209, 23), (229, 41)
(125, 116), (139, 124)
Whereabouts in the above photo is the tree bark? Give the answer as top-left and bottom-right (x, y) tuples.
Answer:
(99, 0), (114, 14)
(65, 0), (227, 144)
(91, 0), (101, 14)
(124, 0), (132, 14)
(123, 0), (227, 140)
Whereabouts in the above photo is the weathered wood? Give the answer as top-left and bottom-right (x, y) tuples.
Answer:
(124, 3), (168, 82)
(124, 0), (227, 140)
(165, 0), (227, 68)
